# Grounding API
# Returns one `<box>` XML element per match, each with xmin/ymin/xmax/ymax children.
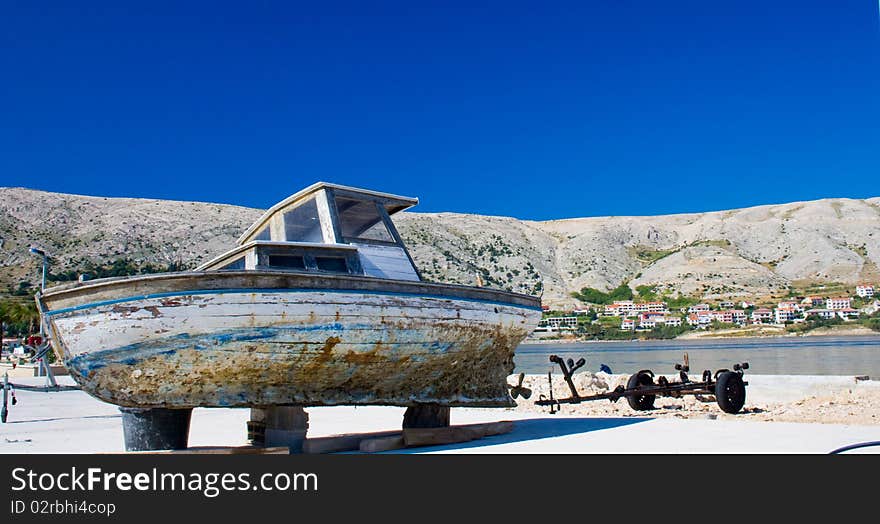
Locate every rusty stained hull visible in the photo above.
<box><xmin>41</xmin><ymin>283</ymin><xmax>541</xmax><ymax>408</ymax></box>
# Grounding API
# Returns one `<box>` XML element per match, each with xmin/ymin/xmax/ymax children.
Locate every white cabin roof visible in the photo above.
<box><xmin>237</xmin><ymin>182</ymin><xmax>418</xmax><ymax>245</ymax></box>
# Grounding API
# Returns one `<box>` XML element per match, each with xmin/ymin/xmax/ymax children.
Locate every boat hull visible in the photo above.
<box><xmin>39</xmin><ymin>271</ymin><xmax>541</xmax><ymax>408</ymax></box>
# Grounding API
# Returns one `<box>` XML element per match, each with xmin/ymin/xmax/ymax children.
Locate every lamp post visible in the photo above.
<box><xmin>28</xmin><ymin>247</ymin><xmax>48</xmax><ymax>339</ymax></box>
<box><xmin>28</xmin><ymin>247</ymin><xmax>48</xmax><ymax>294</ymax></box>
<box><xmin>27</xmin><ymin>247</ymin><xmax>56</xmax><ymax>386</ymax></box>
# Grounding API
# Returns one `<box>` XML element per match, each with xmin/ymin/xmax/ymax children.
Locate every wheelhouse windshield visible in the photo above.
<box><xmin>334</xmin><ymin>196</ymin><xmax>395</xmax><ymax>243</ymax></box>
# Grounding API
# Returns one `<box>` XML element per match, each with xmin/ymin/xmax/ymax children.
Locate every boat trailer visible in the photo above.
<box><xmin>535</xmin><ymin>353</ymin><xmax>749</xmax><ymax>414</ymax></box>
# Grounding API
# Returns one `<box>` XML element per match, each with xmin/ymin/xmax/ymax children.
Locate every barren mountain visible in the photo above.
<box><xmin>1</xmin><ymin>187</ymin><xmax>878</xmax><ymax>308</ymax></box>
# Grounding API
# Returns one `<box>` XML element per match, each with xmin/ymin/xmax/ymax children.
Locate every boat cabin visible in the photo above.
<box><xmin>196</xmin><ymin>182</ymin><xmax>422</xmax><ymax>281</ymax></box>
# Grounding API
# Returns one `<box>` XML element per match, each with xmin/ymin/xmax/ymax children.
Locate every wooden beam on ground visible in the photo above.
<box><xmin>403</xmin><ymin>421</ymin><xmax>514</xmax><ymax>448</ymax></box>
<box><xmin>359</xmin><ymin>435</ymin><xmax>406</xmax><ymax>453</ymax></box>
<box><xmin>128</xmin><ymin>446</ymin><xmax>289</xmax><ymax>455</ymax></box>
<box><xmin>305</xmin><ymin>421</ymin><xmax>516</xmax><ymax>454</ymax></box>
<box><xmin>302</xmin><ymin>430</ymin><xmax>401</xmax><ymax>454</ymax></box>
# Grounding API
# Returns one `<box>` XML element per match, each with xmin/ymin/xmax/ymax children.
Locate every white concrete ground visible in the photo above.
<box><xmin>2</xmin><ymin>376</ymin><xmax>879</xmax><ymax>454</ymax></box>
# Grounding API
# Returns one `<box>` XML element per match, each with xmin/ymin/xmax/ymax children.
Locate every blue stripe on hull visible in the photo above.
<box><xmin>45</xmin><ymin>287</ymin><xmax>543</xmax><ymax>317</ymax></box>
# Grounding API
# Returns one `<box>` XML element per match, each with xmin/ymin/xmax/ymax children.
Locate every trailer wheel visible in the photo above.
<box><xmin>715</xmin><ymin>372</ymin><xmax>746</xmax><ymax>414</ymax></box>
<box><xmin>626</xmin><ymin>372</ymin><xmax>656</xmax><ymax>411</ymax></box>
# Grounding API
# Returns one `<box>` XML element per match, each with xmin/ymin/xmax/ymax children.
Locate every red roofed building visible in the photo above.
<box><xmin>856</xmin><ymin>285</ymin><xmax>875</xmax><ymax>298</ymax></box>
<box><xmin>801</xmin><ymin>296</ymin><xmax>826</xmax><ymax>307</ymax></box>
<box><xmin>710</xmin><ymin>310</ymin><xmax>734</xmax><ymax>323</ymax></box>
<box><xmin>837</xmin><ymin>308</ymin><xmax>860</xmax><ymax>320</ymax></box>
<box><xmin>751</xmin><ymin>308</ymin><xmax>773</xmax><ymax>324</ymax></box>
<box><xmin>827</xmin><ymin>297</ymin><xmax>852</xmax><ymax>310</ymax></box>
<box><xmin>777</xmin><ymin>301</ymin><xmax>802</xmax><ymax>312</ymax></box>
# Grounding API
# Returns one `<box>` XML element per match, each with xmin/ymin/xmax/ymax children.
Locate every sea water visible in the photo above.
<box><xmin>514</xmin><ymin>334</ymin><xmax>880</xmax><ymax>377</ymax></box>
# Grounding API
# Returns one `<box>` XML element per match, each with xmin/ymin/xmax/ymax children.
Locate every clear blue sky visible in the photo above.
<box><xmin>1</xmin><ymin>1</ymin><xmax>878</xmax><ymax>220</ymax></box>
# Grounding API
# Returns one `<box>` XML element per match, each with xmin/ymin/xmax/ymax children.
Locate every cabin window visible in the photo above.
<box><xmin>315</xmin><ymin>256</ymin><xmax>348</xmax><ymax>273</ymax></box>
<box><xmin>283</xmin><ymin>197</ymin><xmax>323</xmax><ymax>243</ymax></box>
<box><xmin>219</xmin><ymin>256</ymin><xmax>246</xmax><ymax>270</ymax></box>
<box><xmin>254</xmin><ymin>226</ymin><xmax>271</xmax><ymax>241</ymax></box>
<box><xmin>335</xmin><ymin>197</ymin><xmax>394</xmax><ymax>243</ymax></box>
<box><xmin>268</xmin><ymin>255</ymin><xmax>306</xmax><ymax>269</ymax></box>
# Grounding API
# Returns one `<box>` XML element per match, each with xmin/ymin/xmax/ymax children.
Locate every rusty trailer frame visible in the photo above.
<box><xmin>534</xmin><ymin>353</ymin><xmax>749</xmax><ymax>414</ymax></box>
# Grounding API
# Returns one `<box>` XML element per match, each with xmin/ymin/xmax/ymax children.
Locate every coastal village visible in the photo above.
<box><xmin>535</xmin><ymin>283</ymin><xmax>880</xmax><ymax>339</ymax></box>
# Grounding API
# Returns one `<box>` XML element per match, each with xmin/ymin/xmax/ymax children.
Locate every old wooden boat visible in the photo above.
<box><xmin>36</xmin><ymin>183</ymin><xmax>542</xmax><ymax>409</ymax></box>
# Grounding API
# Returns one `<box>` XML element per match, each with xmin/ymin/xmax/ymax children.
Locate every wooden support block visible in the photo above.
<box><xmin>359</xmin><ymin>435</ymin><xmax>406</xmax><ymax>453</ymax></box>
<box><xmin>403</xmin><ymin>421</ymin><xmax>514</xmax><ymax>448</ymax></box>
<box><xmin>302</xmin><ymin>431</ymin><xmax>401</xmax><ymax>454</ymax></box>
<box><xmin>403</xmin><ymin>404</ymin><xmax>450</xmax><ymax>428</ymax></box>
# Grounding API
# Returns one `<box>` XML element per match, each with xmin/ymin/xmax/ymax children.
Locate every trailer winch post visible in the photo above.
<box><xmin>549</xmin><ymin>354</ymin><xmax>585</xmax><ymax>399</ymax></box>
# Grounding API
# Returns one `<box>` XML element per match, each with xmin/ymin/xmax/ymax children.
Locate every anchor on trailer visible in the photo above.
<box><xmin>535</xmin><ymin>352</ymin><xmax>750</xmax><ymax>414</ymax></box>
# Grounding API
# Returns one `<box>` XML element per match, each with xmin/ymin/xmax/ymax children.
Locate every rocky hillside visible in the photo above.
<box><xmin>2</xmin><ymin>187</ymin><xmax>878</xmax><ymax>308</ymax></box>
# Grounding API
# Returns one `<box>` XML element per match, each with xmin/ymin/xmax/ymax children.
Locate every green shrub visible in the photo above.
<box><xmin>571</xmin><ymin>283</ymin><xmax>634</xmax><ymax>305</ymax></box>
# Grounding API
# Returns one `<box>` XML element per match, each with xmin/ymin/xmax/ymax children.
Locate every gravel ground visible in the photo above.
<box><xmin>4</xmin><ymin>375</ymin><xmax>880</xmax><ymax>453</ymax></box>
<box><xmin>511</xmin><ymin>372</ymin><xmax>880</xmax><ymax>425</ymax></box>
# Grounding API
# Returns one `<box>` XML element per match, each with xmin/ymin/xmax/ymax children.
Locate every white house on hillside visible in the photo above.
<box><xmin>777</xmin><ymin>301</ymin><xmax>802</xmax><ymax>312</ymax></box>
<box><xmin>801</xmin><ymin>296</ymin><xmax>826</xmax><ymax>307</ymax></box>
<box><xmin>856</xmin><ymin>284</ymin><xmax>875</xmax><ymax>298</ymax></box>
<box><xmin>837</xmin><ymin>308</ymin><xmax>860</xmax><ymax>320</ymax></box>
<box><xmin>826</xmin><ymin>297</ymin><xmax>852</xmax><ymax>310</ymax></box>
<box><xmin>546</xmin><ymin>317</ymin><xmax>578</xmax><ymax>329</ymax></box>
<box><xmin>775</xmin><ymin>308</ymin><xmax>796</xmax><ymax>324</ymax></box>
<box><xmin>751</xmin><ymin>308</ymin><xmax>773</xmax><ymax>324</ymax></box>
<box><xmin>805</xmin><ymin>309</ymin><xmax>836</xmax><ymax>320</ymax></box>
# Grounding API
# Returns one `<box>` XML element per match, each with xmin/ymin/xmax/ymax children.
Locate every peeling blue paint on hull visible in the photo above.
<box><xmin>44</xmin><ymin>287</ymin><xmax>541</xmax><ymax>408</ymax></box>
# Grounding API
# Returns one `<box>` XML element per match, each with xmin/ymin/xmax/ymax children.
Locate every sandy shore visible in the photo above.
<box><xmin>513</xmin><ymin>372</ymin><xmax>880</xmax><ymax>425</ymax></box>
